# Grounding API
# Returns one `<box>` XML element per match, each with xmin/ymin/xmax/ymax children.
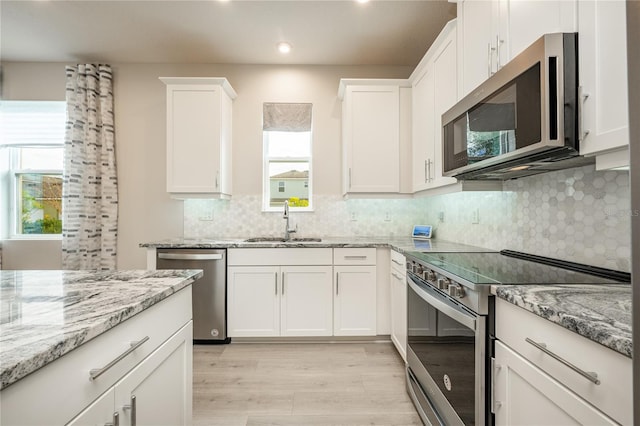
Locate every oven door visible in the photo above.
<box><xmin>406</xmin><ymin>274</ymin><xmax>486</xmax><ymax>426</ymax></box>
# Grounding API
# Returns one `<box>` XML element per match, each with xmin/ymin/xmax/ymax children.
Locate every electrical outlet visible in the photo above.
<box><xmin>438</xmin><ymin>211</ymin><xmax>444</xmax><ymax>222</ymax></box>
<box><xmin>350</xmin><ymin>212</ymin><xmax>357</xmax><ymax>221</ymax></box>
<box><xmin>471</xmin><ymin>208</ymin><xmax>480</xmax><ymax>224</ymax></box>
<box><xmin>384</xmin><ymin>212</ymin><xmax>391</xmax><ymax>222</ymax></box>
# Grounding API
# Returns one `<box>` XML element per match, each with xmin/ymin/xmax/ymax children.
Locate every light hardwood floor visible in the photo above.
<box><xmin>193</xmin><ymin>342</ymin><xmax>422</xmax><ymax>426</ymax></box>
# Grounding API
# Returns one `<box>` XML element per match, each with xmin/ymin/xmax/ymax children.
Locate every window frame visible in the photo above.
<box><xmin>9</xmin><ymin>148</ymin><xmax>64</xmax><ymax>239</ymax></box>
<box><xmin>262</xmin><ymin>130</ymin><xmax>313</xmax><ymax>212</ymax></box>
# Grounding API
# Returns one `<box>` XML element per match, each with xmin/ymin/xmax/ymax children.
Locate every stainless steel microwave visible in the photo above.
<box><xmin>442</xmin><ymin>33</ymin><xmax>592</xmax><ymax>180</ymax></box>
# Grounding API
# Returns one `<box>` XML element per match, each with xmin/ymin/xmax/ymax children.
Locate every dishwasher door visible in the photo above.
<box><xmin>156</xmin><ymin>248</ymin><xmax>229</xmax><ymax>343</ymax></box>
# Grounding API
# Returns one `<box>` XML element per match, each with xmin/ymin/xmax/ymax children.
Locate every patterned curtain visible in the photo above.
<box><xmin>62</xmin><ymin>64</ymin><xmax>118</xmax><ymax>270</ymax></box>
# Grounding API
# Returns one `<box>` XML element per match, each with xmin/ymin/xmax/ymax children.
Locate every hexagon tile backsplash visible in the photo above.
<box><xmin>184</xmin><ymin>164</ymin><xmax>631</xmax><ymax>272</ymax></box>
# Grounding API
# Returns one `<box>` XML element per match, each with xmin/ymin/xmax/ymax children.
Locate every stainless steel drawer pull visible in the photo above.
<box><xmin>391</xmin><ymin>259</ymin><xmax>403</xmax><ymax>266</ymax></box>
<box><xmin>275</xmin><ymin>272</ymin><xmax>278</xmax><ymax>295</ymax></box>
<box><xmin>123</xmin><ymin>395</ymin><xmax>137</xmax><ymax>426</ymax></box>
<box><xmin>336</xmin><ymin>273</ymin><xmax>339</xmax><ymax>295</ymax></box>
<box><xmin>344</xmin><ymin>255</ymin><xmax>367</xmax><ymax>260</ymax></box>
<box><xmin>89</xmin><ymin>337</ymin><xmax>150</xmax><ymax>381</ymax></box>
<box><xmin>157</xmin><ymin>253</ymin><xmax>223</xmax><ymax>261</ymax></box>
<box><xmin>105</xmin><ymin>412</ymin><xmax>119</xmax><ymax>426</ymax></box>
<box><xmin>525</xmin><ymin>337</ymin><xmax>601</xmax><ymax>385</ymax></box>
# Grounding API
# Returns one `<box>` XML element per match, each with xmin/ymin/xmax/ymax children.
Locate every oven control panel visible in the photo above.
<box><xmin>407</xmin><ymin>260</ymin><xmax>466</xmax><ymax>299</ymax></box>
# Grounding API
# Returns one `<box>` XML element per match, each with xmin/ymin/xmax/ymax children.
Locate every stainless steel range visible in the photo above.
<box><xmin>404</xmin><ymin>250</ymin><xmax>630</xmax><ymax>426</ymax></box>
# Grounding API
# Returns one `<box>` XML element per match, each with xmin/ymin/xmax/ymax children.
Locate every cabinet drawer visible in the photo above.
<box><xmin>390</xmin><ymin>249</ymin><xmax>406</xmax><ymax>274</ymax></box>
<box><xmin>1</xmin><ymin>287</ymin><xmax>191</xmax><ymax>426</ymax></box>
<box><xmin>495</xmin><ymin>299</ymin><xmax>632</xmax><ymax>425</ymax></box>
<box><xmin>333</xmin><ymin>248</ymin><xmax>376</xmax><ymax>265</ymax></box>
<box><xmin>228</xmin><ymin>248</ymin><xmax>332</xmax><ymax>266</ymax></box>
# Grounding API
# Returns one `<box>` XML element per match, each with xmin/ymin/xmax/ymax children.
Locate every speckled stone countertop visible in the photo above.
<box><xmin>495</xmin><ymin>284</ymin><xmax>632</xmax><ymax>358</ymax></box>
<box><xmin>140</xmin><ymin>236</ymin><xmax>491</xmax><ymax>254</ymax></box>
<box><xmin>0</xmin><ymin>269</ymin><xmax>203</xmax><ymax>390</ymax></box>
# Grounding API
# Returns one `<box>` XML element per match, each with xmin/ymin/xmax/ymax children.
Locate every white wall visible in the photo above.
<box><xmin>1</xmin><ymin>62</ymin><xmax>411</xmax><ymax>269</ymax></box>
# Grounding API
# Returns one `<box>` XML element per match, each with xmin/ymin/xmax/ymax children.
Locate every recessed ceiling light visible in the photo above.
<box><xmin>277</xmin><ymin>42</ymin><xmax>292</xmax><ymax>54</ymax></box>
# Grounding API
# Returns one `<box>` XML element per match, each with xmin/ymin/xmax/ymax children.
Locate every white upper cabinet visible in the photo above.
<box><xmin>457</xmin><ymin>0</ymin><xmax>577</xmax><ymax>97</ymax></box>
<box><xmin>160</xmin><ymin>77</ymin><xmax>236</xmax><ymax>199</ymax></box>
<box><xmin>411</xmin><ymin>22</ymin><xmax>459</xmax><ymax>192</ymax></box>
<box><xmin>577</xmin><ymin>0</ymin><xmax>629</xmax><ymax>169</ymax></box>
<box><xmin>339</xmin><ymin>80</ymin><xmax>411</xmax><ymax>197</ymax></box>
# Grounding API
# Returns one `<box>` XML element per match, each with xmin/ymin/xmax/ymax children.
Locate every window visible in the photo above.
<box><xmin>0</xmin><ymin>101</ymin><xmax>66</xmax><ymax>236</ymax></box>
<box><xmin>263</xmin><ymin>103</ymin><xmax>312</xmax><ymax>211</ymax></box>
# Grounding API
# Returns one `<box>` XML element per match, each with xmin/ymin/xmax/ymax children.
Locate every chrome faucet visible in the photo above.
<box><xmin>283</xmin><ymin>200</ymin><xmax>297</xmax><ymax>241</ymax></box>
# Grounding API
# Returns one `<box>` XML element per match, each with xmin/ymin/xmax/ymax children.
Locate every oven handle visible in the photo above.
<box><xmin>408</xmin><ymin>276</ymin><xmax>477</xmax><ymax>331</ymax></box>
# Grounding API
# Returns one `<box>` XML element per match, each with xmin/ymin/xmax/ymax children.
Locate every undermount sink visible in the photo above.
<box><xmin>243</xmin><ymin>237</ymin><xmax>322</xmax><ymax>243</ymax></box>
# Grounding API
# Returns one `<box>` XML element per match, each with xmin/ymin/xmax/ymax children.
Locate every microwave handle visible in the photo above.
<box><xmin>408</xmin><ymin>276</ymin><xmax>477</xmax><ymax>331</ymax></box>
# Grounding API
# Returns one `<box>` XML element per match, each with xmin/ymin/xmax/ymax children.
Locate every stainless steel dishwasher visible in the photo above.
<box><xmin>156</xmin><ymin>248</ymin><xmax>229</xmax><ymax>343</ymax></box>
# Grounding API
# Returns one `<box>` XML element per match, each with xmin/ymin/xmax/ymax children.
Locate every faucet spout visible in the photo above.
<box><xmin>283</xmin><ymin>200</ymin><xmax>297</xmax><ymax>241</ymax></box>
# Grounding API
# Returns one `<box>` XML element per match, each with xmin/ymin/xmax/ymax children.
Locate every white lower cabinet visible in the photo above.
<box><xmin>228</xmin><ymin>248</ymin><xmax>380</xmax><ymax>338</ymax></box>
<box><xmin>1</xmin><ymin>288</ymin><xmax>193</xmax><ymax>426</ymax></box>
<box><xmin>227</xmin><ymin>265</ymin><xmax>334</xmax><ymax>337</ymax></box>
<box><xmin>494</xmin><ymin>298</ymin><xmax>632</xmax><ymax>425</ymax></box>
<box><xmin>333</xmin><ymin>265</ymin><xmax>377</xmax><ymax>336</ymax></box>
<box><xmin>68</xmin><ymin>323</ymin><xmax>193</xmax><ymax>426</ymax></box>
<box><xmin>389</xmin><ymin>250</ymin><xmax>407</xmax><ymax>361</ymax></box>
<box><xmin>494</xmin><ymin>340</ymin><xmax>616</xmax><ymax>425</ymax></box>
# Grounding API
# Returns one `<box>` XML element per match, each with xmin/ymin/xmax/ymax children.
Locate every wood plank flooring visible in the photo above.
<box><xmin>193</xmin><ymin>342</ymin><xmax>422</xmax><ymax>426</ymax></box>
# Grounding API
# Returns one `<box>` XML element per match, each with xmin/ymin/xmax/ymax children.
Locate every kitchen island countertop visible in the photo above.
<box><xmin>495</xmin><ymin>284</ymin><xmax>632</xmax><ymax>358</ymax></box>
<box><xmin>0</xmin><ymin>269</ymin><xmax>203</xmax><ymax>390</ymax></box>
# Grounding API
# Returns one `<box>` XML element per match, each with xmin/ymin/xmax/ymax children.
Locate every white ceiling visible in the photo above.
<box><xmin>0</xmin><ymin>0</ymin><xmax>456</xmax><ymax>66</ymax></box>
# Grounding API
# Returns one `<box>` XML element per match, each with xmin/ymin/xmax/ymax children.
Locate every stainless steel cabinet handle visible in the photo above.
<box><xmin>89</xmin><ymin>337</ymin><xmax>150</xmax><ymax>381</ymax></box>
<box><xmin>391</xmin><ymin>259</ymin><xmax>403</xmax><ymax>266</ymax></box>
<box><xmin>275</xmin><ymin>272</ymin><xmax>278</xmax><ymax>295</ymax></box>
<box><xmin>157</xmin><ymin>253</ymin><xmax>223</xmax><ymax>261</ymax></box>
<box><xmin>525</xmin><ymin>338</ymin><xmax>601</xmax><ymax>385</ymax></box>
<box><xmin>496</xmin><ymin>35</ymin><xmax>503</xmax><ymax>69</ymax></box>
<box><xmin>424</xmin><ymin>159</ymin><xmax>428</xmax><ymax>183</ymax></box>
<box><xmin>105</xmin><ymin>412</ymin><xmax>119</xmax><ymax>426</ymax></box>
<box><xmin>282</xmin><ymin>272</ymin><xmax>285</xmax><ymax>295</ymax></box>
<box><xmin>215</xmin><ymin>170</ymin><xmax>219</xmax><ymax>189</ymax></box>
<box><xmin>348</xmin><ymin>168</ymin><xmax>352</xmax><ymax>189</ymax></box>
<box><xmin>123</xmin><ymin>395</ymin><xmax>137</xmax><ymax>426</ymax></box>
<box><xmin>491</xmin><ymin>357</ymin><xmax>502</xmax><ymax>413</ymax></box>
<box><xmin>336</xmin><ymin>272</ymin><xmax>339</xmax><ymax>295</ymax></box>
<box><xmin>578</xmin><ymin>86</ymin><xmax>590</xmax><ymax>142</ymax></box>
<box><xmin>344</xmin><ymin>255</ymin><xmax>367</xmax><ymax>260</ymax></box>
<box><xmin>487</xmin><ymin>43</ymin><xmax>493</xmax><ymax>77</ymax></box>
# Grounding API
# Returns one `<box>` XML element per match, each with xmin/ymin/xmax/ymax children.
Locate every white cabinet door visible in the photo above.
<box><xmin>227</xmin><ymin>266</ymin><xmax>280</xmax><ymax>337</ymax></box>
<box><xmin>342</xmin><ymin>85</ymin><xmax>400</xmax><ymax>194</ymax></box>
<box><xmin>507</xmin><ymin>0</ymin><xmax>577</xmax><ymax>60</ymax></box>
<box><xmin>389</xmin><ymin>265</ymin><xmax>407</xmax><ymax>362</ymax></box>
<box><xmin>411</xmin><ymin>64</ymin><xmax>435</xmax><ymax>193</ymax></box>
<box><xmin>66</xmin><ymin>389</ymin><xmax>115</xmax><ymax>426</ymax></box>
<box><xmin>412</xmin><ymin>21</ymin><xmax>458</xmax><ymax>193</ymax></box>
<box><xmin>281</xmin><ymin>266</ymin><xmax>333</xmax><ymax>337</ymax></box>
<box><xmin>114</xmin><ymin>323</ymin><xmax>193</xmax><ymax>426</ymax></box>
<box><xmin>431</xmin><ymin>29</ymin><xmax>460</xmax><ymax>189</ymax></box>
<box><xmin>459</xmin><ymin>0</ymin><xmax>496</xmax><ymax>97</ymax></box>
<box><xmin>577</xmin><ymin>0</ymin><xmax>629</xmax><ymax>168</ymax></box>
<box><xmin>458</xmin><ymin>0</ymin><xmax>576</xmax><ymax>97</ymax></box>
<box><xmin>493</xmin><ymin>341</ymin><xmax>616</xmax><ymax>426</ymax></box>
<box><xmin>161</xmin><ymin>78</ymin><xmax>235</xmax><ymax>198</ymax></box>
<box><xmin>334</xmin><ymin>266</ymin><xmax>377</xmax><ymax>336</ymax></box>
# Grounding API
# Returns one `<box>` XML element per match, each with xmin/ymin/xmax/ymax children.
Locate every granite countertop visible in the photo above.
<box><xmin>140</xmin><ymin>236</ymin><xmax>491</xmax><ymax>254</ymax></box>
<box><xmin>495</xmin><ymin>284</ymin><xmax>632</xmax><ymax>358</ymax></box>
<box><xmin>0</xmin><ymin>269</ymin><xmax>203</xmax><ymax>390</ymax></box>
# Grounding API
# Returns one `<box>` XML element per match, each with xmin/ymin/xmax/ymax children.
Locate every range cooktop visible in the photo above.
<box><xmin>406</xmin><ymin>250</ymin><xmax>630</xmax><ymax>286</ymax></box>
